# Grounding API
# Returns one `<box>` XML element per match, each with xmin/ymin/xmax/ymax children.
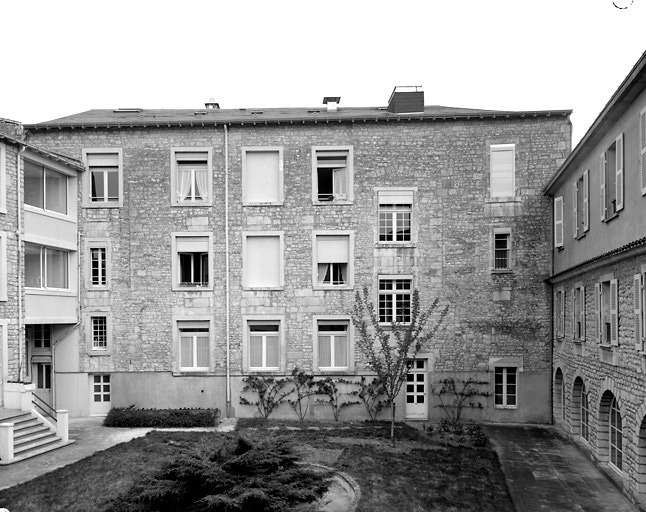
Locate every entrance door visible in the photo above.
<box><xmin>34</xmin><ymin>362</ymin><xmax>52</xmax><ymax>407</ymax></box>
<box><xmin>405</xmin><ymin>359</ymin><xmax>428</xmax><ymax>419</ymax></box>
<box><xmin>90</xmin><ymin>374</ymin><xmax>111</xmax><ymax>416</ymax></box>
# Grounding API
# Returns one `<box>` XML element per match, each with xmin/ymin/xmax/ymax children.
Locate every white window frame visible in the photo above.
<box><xmin>377</xmin><ymin>188</ymin><xmax>415</xmax><ymax>244</ymax></box>
<box><xmin>640</xmin><ymin>106</ymin><xmax>646</xmax><ymax>195</ymax></box>
<box><xmin>242</xmin><ymin>231</ymin><xmax>284</xmax><ymax>290</ymax></box>
<box><xmin>313</xmin><ymin>316</ymin><xmax>354</xmax><ymax>372</ymax></box>
<box><xmin>635</xmin><ymin>267</ymin><xmax>646</xmax><ymax>353</ymax></box>
<box><xmin>600</xmin><ymin>134</ymin><xmax>624</xmax><ymax>221</ymax></box>
<box><xmin>494</xmin><ymin>366</ymin><xmax>518</xmax><ymax>408</ymax></box>
<box><xmin>554</xmin><ymin>196</ymin><xmax>564</xmax><ymax>248</ymax></box>
<box><xmin>24</xmin><ymin>159</ymin><xmax>69</xmax><ymax>216</ymax></box>
<box><xmin>243</xmin><ymin>316</ymin><xmax>285</xmax><ymax>372</ymax></box>
<box><xmin>573</xmin><ymin>170</ymin><xmax>589</xmax><ymax>238</ymax></box>
<box><xmin>378</xmin><ymin>275</ymin><xmax>413</xmax><ymax>325</ymax></box>
<box><xmin>82</xmin><ymin>149</ymin><xmax>124</xmax><ymax>208</ymax></box>
<box><xmin>0</xmin><ymin>142</ymin><xmax>7</xmax><ymax>214</ymax></box>
<box><xmin>313</xmin><ymin>231</ymin><xmax>354</xmax><ymax>290</ymax></box>
<box><xmin>596</xmin><ymin>277</ymin><xmax>619</xmax><ymax>346</ymax></box>
<box><xmin>312</xmin><ymin>146</ymin><xmax>354</xmax><ymax>204</ymax></box>
<box><xmin>572</xmin><ymin>285</ymin><xmax>586</xmax><ymax>342</ymax></box>
<box><xmin>489</xmin><ymin>144</ymin><xmax>516</xmax><ymax>198</ymax></box>
<box><xmin>0</xmin><ymin>232</ymin><xmax>6</xmax><ymax>301</ymax></box>
<box><xmin>24</xmin><ymin>243</ymin><xmax>70</xmax><ymax>291</ymax></box>
<box><xmin>242</xmin><ymin>147</ymin><xmax>284</xmax><ymax>205</ymax></box>
<box><xmin>492</xmin><ymin>227</ymin><xmax>512</xmax><ymax>272</ymax></box>
<box><xmin>170</xmin><ymin>147</ymin><xmax>212</xmax><ymax>206</ymax></box>
<box><xmin>609</xmin><ymin>397</ymin><xmax>623</xmax><ymax>472</ymax></box>
<box><xmin>555</xmin><ymin>288</ymin><xmax>565</xmax><ymax>339</ymax></box>
<box><xmin>85</xmin><ymin>311</ymin><xmax>112</xmax><ymax>354</ymax></box>
<box><xmin>171</xmin><ymin>233</ymin><xmax>213</xmax><ymax>291</ymax></box>
<box><xmin>580</xmin><ymin>383</ymin><xmax>590</xmax><ymax>443</ymax></box>
<box><xmin>174</xmin><ymin>318</ymin><xmax>212</xmax><ymax>372</ymax></box>
<box><xmin>85</xmin><ymin>238</ymin><xmax>111</xmax><ymax>290</ymax></box>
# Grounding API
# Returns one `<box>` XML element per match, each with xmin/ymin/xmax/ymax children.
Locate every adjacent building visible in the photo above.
<box><xmin>544</xmin><ymin>50</ymin><xmax>646</xmax><ymax>506</ymax></box>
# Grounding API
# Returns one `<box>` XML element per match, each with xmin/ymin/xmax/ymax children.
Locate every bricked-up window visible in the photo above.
<box><xmin>27</xmin><ymin>324</ymin><xmax>52</xmax><ymax>348</ymax></box>
<box><xmin>494</xmin><ymin>366</ymin><xmax>517</xmax><ymax>408</ymax></box>
<box><xmin>378</xmin><ymin>190</ymin><xmax>413</xmax><ymax>243</ymax></box>
<box><xmin>492</xmin><ymin>229</ymin><xmax>511</xmax><ymax>271</ymax></box>
<box><xmin>314</xmin><ymin>234</ymin><xmax>352</xmax><ymax>288</ymax></box>
<box><xmin>242</xmin><ymin>148</ymin><xmax>283</xmax><ymax>205</ymax></box>
<box><xmin>86</xmin><ymin>152</ymin><xmax>121</xmax><ymax>205</ymax></box>
<box><xmin>554</xmin><ymin>196</ymin><xmax>564</xmax><ymax>248</ymax></box>
<box><xmin>573</xmin><ymin>170</ymin><xmax>589</xmax><ymax>237</ymax></box>
<box><xmin>572</xmin><ymin>286</ymin><xmax>585</xmax><ymax>341</ymax></box>
<box><xmin>555</xmin><ymin>290</ymin><xmax>564</xmax><ymax>338</ymax></box>
<box><xmin>317</xmin><ymin>320</ymin><xmax>349</xmax><ymax>370</ymax></box>
<box><xmin>25</xmin><ymin>243</ymin><xmax>69</xmax><ymax>290</ymax></box>
<box><xmin>172</xmin><ymin>149</ymin><xmax>211</xmax><ymax>206</ymax></box>
<box><xmin>489</xmin><ymin>144</ymin><xmax>515</xmax><ymax>198</ymax></box>
<box><xmin>172</xmin><ymin>234</ymin><xmax>212</xmax><ymax>290</ymax></box>
<box><xmin>243</xmin><ymin>233</ymin><xmax>284</xmax><ymax>289</ymax></box>
<box><xmin>178</xmin><ymin>321</ymin><xmax>209</xmax><ymax>371</ymax></box>
<box><xmin>91</xmin><ymin>316</ymin><xmax>108</xmax><ymax>350</ymax></box>
<box><xmin>24</xmin><ymin>160</ymin><xmax>68</xmax><ymax>215</ymax></box>
<box><xmin>248</xmin><ymin>321</ymin><xmax>280</xmax><ymax>370</ymax></box>
<box><xmin>596</xmin><ymin>279</ymin><xmax>618</xmax><ymax>345</ymax></box>
<box><xmin>91</xmin><ymin>247</ymin><xmax>107</xmax><ymax>286</ymax></box>
<box><xmin>600</xmin><ymin>134</ymin><xmax>624</xmax><ymax>221</ymax></box>
<box><xmin>378</xmin><ymin>277</ymin><xmax>412</xmax><ymax>324</ymax></box>
<box><xmin>313</xmin><ymin>147</ymin><xmax>353</xmax><ymax>203</ymax></box>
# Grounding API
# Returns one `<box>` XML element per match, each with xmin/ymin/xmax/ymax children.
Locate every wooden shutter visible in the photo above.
<box><xmin>610</xmin><ymin>279</ymin><xmax>619</xmax><ymax>346</ymax></box>
<box><xmin>560</xmin><ymin>291</ymin><xmax>565</xmax><ymax>337</ymax></box>
<box><xmin>580</xmin><ymin>285</ymin><xmax>586</xmax><ymax>341</ymax></box>
<box><xmin>615</xmin><ymin>133</ymin><xmax>624</xmax><ymax>212</ymax></box>
<box><xmin>571</xmin><ymin>288</ymin><xmax>576</xmax><ymax>339</ymax></box>
<box><xmin>573</xmin><ymin>182</ymin><xmax>578</xmax><ymax>238</ymax></box>
<box><xmin>641</xmin><ymin>108</ymin><xmax>646</xmax><ymax>195</ymax></box>
<box><xmin>600</xmin><ymin>153</ymin><xmax>606</xmax><ymax>221</ymax></box>
<box><xmin>595</xmin><ymin>283</ymin><xmax>601</xmax><ymax>342</ymax></box>
<box><xmin>554</xmin><ymin>196</ymin><xmax>563</xmax><ymax>248</ymax></box>
<box><xmin>583</xmin><ymin>169</ymin><xmax>589</xmax><ymax>232</ymax></box>
<box><xmin>634</xmin><ymin>274</ymin><xmax>643</xmax><ymax>350</ymax></box>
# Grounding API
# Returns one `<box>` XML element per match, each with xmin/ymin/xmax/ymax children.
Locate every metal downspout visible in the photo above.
<box><xmin>224</xmin><ymin>124</ymin><xmax>231</xmax><ymax>418</ymax></box>
<box><xmin>16</xmin><ymin>144</ymin><xmax>24</xmax><ymax>382</ymax></box>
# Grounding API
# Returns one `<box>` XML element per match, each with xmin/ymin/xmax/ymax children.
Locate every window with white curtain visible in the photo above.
<box><xmin>172</xmin><ymin>234</ymin><xmax>212</xmax><ymax>290</ymax></box>
<box><xmin>172</xmin><ymin>149</ymin><xmax>211</xmax><ymax>205</ymax></box>
<box><xmin>317</xmin><ymin>320</ymin><xmax>349</xmax><ymax>370</ymax></box>
<box><xmin>248</xmin><ymin>321</ymin><xmax>280</xmax><ymax>370</ymax></box>
<box><xmin>242</xmin><ymin>148</ymin><xmax>283</xmax><ymax>205</ymax></box>
<box><xmin>243</xmin><ymin>233</ymin><xmax>283</xmax><ymax>289</ymax></box>
<box><xmin>83</xmin><ymin>150</ymin><xmax>122</xmax><ymax>206</ymax></box>
<box><xmin>178</xmin><ymin>320</ymin><xmax>210</xmax><ymax>371</ymax></box>
<box><xmin>314</xmin><ymin>233</ymin><xmax>352</xmax><ymax>288</ymax></box>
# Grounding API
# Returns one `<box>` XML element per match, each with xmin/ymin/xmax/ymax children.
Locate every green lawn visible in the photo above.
<box><xmin>0</xmin><ymin>420</ymin><xmax>514</xmax><ymax>512</ymax></box>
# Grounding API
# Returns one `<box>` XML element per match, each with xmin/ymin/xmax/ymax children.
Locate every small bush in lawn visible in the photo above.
<box><xmin>464</xmin><ymin>423</ymin><xmax>489</xmax><ymax>447</ymax></box>
<box><xmin>103</xmin><ymin>407</ymin><xmax>219</xmax><ymax>428</ymax></box>
<box><xmin>106</xmin><ymin>433</ymin><xmax>333</xmax><ymax>512</ymax></box>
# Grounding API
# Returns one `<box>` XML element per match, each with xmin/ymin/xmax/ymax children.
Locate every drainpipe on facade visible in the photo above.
<box><xmin>16</xmin><ymin>144</ymin><xmax>24</xmax><ymax>382</ymax></box>
<box><xmin>224</xmin><ymin>124</ymin><xmax>231</xmax><ymax>418</ymax></box>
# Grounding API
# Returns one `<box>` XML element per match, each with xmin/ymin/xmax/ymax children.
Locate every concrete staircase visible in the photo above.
<box><xmin>0</xmin><ymin>409</ymin><xmax>72</xmax><ymax>464</ymax></box>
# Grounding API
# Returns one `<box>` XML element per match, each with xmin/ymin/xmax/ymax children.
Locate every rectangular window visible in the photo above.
<box><xmin>314</xmin><ymin>234</ymin><xmax>351</xmax><ymax>288</ymax></box>
<box><xmin>640</xmin><ymin>107</ymin><xmax>646</xmax><ymax>195</ymax></box>
<box><xmin>243</xmin><ymin>233</ymin><xmax>283</xmax><ymax>289</ymax></box>
<box><xmin>27</xmin><ymin>324</ymin><xmax>52</xmax><ymax>348</ymax></box>
<box><xmin>597</xmin><ymin>279</ymin><xmax>618</xmax><ymax>345</ymax></box>
<box><xmin>173</xmin><ymin>234</ymin><xmax>211</xmax><ymax>289</ymax></box>
<box><xmin>24</xmin><ymin>160</ymin><xmax>68</xmax><ymax>215</ymax></box>
<box><xmin>490</xmin><ymin>144</ymin><xmax>515</xmax><ymax>198</ymax></box>
<box><xmin>248</xmin><ymin>321</ymin><xmax>280</xmax><ymax>370</ymax></box>
<box><xmin>600</xmin><ymin>134</ymin><xmax>624</xmax><ymax>220</ymax></box>
<box><xmin>242</xmin><ymin>148</ymin><xmax>283</xmax><ymax>205</ymax></box>
<box><xmin>378</xmin><ymin>190</ymin><xmax>413</xmax><ymax>243</ymax></box>
<box><xmin>554</xmin><ymin>196</ymin><xmax>564</xmax><ymax>248</ymax></box>
<box><xmin>493</xmin><ymin>230</ymin><xmax>511</xmax><ymax>271</ymax></box>
<box><xmin>25</xmin><ymin>243</ymin><xmax>69</xmax><ymax>290</ymax></box>
<box><xmin>0</xmin><ymin>143</ymin><xmax>6</xmax><ymax>214</ymax></box>
<box><xmin>92</xmin><ymin>374</ymin><xmax>111</xmax><ymax>403</ymax></box>
<box><xmin>555</xmin><ymin>290</ymin><xmax>564</xmax><ymax>338</ymax></box>
<box><xmin>317</xmin><ymin>320</ymin><xmax>349</xmax><ymax>370</ymax></box>
<box><xmin>90</xmin><ymin>247</ymin><xmax>107</xmax><ymax>286</ymax></box>
<box><xmin>573</xmin><ymin>286</ymin><xmax>585</xmax><ymax>341</ymax></box>
<box><xmin>85</xmin><ymin>151</ymin><xmax>121</xmax><ymax>206</ymax></box>
<box><xmin>313</xmin><ymin>147</ymin><xmax>352</xmax><ymax>203</ymax></box>
<box><xmin>634</xmin><ymin>273</ymin><xmax>645</xmax><ymax>352</ymax></box>
<box><xmin>91</xmin><ymin>316</ymin><xmax>108</xmax><ymax>350</ymax></box>
<box><xmin>494</xmin><ymin>367</ymin><xmax>517</xmax><ymax>408</ymax></box>
<box><xmin>172</xmin><ymin>149</ymin><xmax>211</xmax><ymax>205</ymax></box>
<box><xmin>378</xmin><ymin>277</ymin><xmax>412</xmax><ymax>324</ymax></box>
<box><xmin>573</xmin><ymin>170</ymin><xmax>589</xmax><ymax>237</ymax></box>
<box><xmin>178</xmin><ymin>321</ymin><xmax>210</xmax><ymax>371</ymax></box>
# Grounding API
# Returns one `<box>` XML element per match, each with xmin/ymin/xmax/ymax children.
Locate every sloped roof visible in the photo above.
<box><xmin>0</xmin><ymin>132</ymin><xmax>84</xmax><ymax>171</ymax></box>
<box><xmin>25</xmin><ymin>105</ymin><xmax>571</xmax><ymax>130</ymax></box>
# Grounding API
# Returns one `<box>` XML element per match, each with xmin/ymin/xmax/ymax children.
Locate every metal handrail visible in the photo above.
<box><xmin>32</xmin><ymin>394</ymin><xmax>57</xmax><ymax>422</ymax></box>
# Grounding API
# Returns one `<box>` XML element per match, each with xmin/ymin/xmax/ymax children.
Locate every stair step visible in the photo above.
<box><xmin>13</xmin><ymin>418</ymin><xmax>43</xmax><ymax>431</ymax></box>
<box><xmin>14</xmin><ymin>435</ymin><xmax>61</xmax><ymax>455</ymax></box>
<box><xmin>1</xmin><ymin>413</ymin><xmax>33</xmax><ymax>426</ymax></box>
<box><xmin>14</xmin><ymin>430</ymin><xmax>56</xmax><ymax>446</ymax></box>
<box><xmin>14</xmin><ymin>424</ymin><xmax>51</xmax><ymax>438</ymax></box>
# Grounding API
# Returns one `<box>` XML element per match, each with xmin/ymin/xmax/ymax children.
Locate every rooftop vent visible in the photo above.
<box><xmin>387</xmin><ymin>86</ymin><xmax>424</xmax><ymax>114</ymax></box>
<box><xmin>204</xmin><ymin>98</ymin><xmax>220</xmax><ymax>109</ymax></box>
<box><xmin>323</xmin><ymin>96</ymin><xmax>341</xmax><ymax>112</ymax></box>
<box><xmin>113</xmin><ymin>108</ymin><xmax>143</xmax><ymax>113</ymax></box>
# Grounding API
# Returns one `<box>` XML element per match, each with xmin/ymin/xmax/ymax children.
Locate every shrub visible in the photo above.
<box><xmin>464</xmin><ymin>423</ymin><xmax>489</xmax><ymax>447</ymax></box>
<box><xmin>103</xmin><ymin>407</ymin><xmax>219</xmax><ymax>428</ymax></box>
<box><xmin>106</xmin><ymin>433</ymin><xmax>333</xmax><ymax>512</ymax></box>
<box><xmin>240</xmin><ymin>375</ymin><xmax>292</xmax><ymax>419</ymax></box>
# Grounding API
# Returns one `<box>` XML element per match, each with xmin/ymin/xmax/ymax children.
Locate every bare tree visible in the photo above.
<box><xmin>352</xmin><ymin>287</ymin><xmax>449</xmax><ymax>445</ymax></box>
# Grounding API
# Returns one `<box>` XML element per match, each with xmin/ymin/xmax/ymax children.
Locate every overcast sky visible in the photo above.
<box><xmin>2</xmin><ymin>0</ymin><xmax>645</xmax><ymax>146</ymax></box>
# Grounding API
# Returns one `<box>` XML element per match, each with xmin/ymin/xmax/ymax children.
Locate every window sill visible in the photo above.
<box><xmin>313</xmin><ymin>285</ymin><xmax>354</xmax><ymax>291</ymax></box>
<box><xmin>491</xmin><ymin>269</ymin><xmax>513</xmax><ymax>274</ymax></box>
<box><xmin>494</xmin><ymin>405</ymin><xmax>518</xmax><ymax>410</ymax></box>
<box><xmin>376</xmin><ymin>242</ymin><xmax>416</xmax><ymax>248</ymax></box>
<box><xmin>173</xmin><ymin>370</ymin><xmax>212</xmax><ymax>375</ymax></box>
<box><xmin>485</xmin><ymin>196</ymin><xmax>521</xmax><ymax>204</ymax></box>
<box><xmin>247</xmin><ymin>369</ymin><xmax>282</xmax><ymax>374</ymax></box>
<box><xmin>603</xmin><ymin>212</ymin><xmax>620</xmax><ymax>223</ymax></box>
<box><xmin>26</xmin><ymin>288</ymin><xmax>75</xmax><ymax>296</ymax></box>
<box><xmin>242</xmin><ymin>202</ymin><xmax>284</xmax><ymax>207</ymax></box>
<box><xmin>242</xmin><ymin>286</ymin><xmax>284</xmax><ymax>292</ymax></box>
<box><xmin>171</xmin><ymin>203</ymin><xmax>213</xmax><ymax>208</ymax></box>
<box><xmin>88</xmin><ymin>350</ymin><xmax>111</xmax><ymax>357</ymax></box>
<box><xmin>313</xmin><ymin>200</ymin><xmax>354</xmax><ymax>206</ymax></box>
<box><xmin>572</xmin><ymin>339</ymin><xmax>584</xmax><ymax>344</ymax></box>
<box><xmin>575</xmin><ymin>232</ymin><xmax>587</xmax><ymax>241</ymax></box>
<box><xmin>598</xmin><ymin>343</ymin><xmax>614</xmax><ymax>350</ymax></box>
<box><xmin>172</xmin><ymin>285</ymin><xmax>214</xmax><ymax>292</ymax></box>
<box><xmin>83</xmin><ymin>203</ymin><xmax>122</xmax><ymax>209</ymax></box>
<box><xmin>87</xmin><ymin>285</ymin><xmax>110</xmax><ymax>291</ymax></box>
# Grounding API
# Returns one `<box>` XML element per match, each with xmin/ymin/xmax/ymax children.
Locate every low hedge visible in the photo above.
<box><xmin>103</xmin><ymin>407</ymin><xmax>220</xmax><ymax>428</ymax></box>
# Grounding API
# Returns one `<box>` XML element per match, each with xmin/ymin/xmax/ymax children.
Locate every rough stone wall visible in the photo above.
<box><xmin>24</xmin><ymin>114</ymin><xmax>570</xmax><ymax>418</ymax></box>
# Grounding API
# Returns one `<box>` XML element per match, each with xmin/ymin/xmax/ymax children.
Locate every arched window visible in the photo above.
<box><xmin>581</xmin><ymin>384</ymin><xmax>590</xmax><ymax>443</ymax></box>
<box><xmin>609</xmin><ymin>397</ymin><xmax>623</xmax><ymax>471</ymax></box>
<box><xmin>554</xmin><ymin>368</ymin><xmax>564</xmax><ymax>421</ymax></box>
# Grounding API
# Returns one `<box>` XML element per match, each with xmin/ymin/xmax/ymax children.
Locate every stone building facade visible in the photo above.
<box><xmin>544</xmin><ymin>50</ymin><xmax>646</xmax><ymax>507</ymax></box>
<box><xmin>22</xmin><ymin>90</ymin><xmax>571</xmax><ymax>422</ymax></box>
